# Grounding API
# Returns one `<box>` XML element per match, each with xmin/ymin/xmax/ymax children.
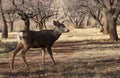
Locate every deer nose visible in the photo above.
<box><xmin>64</xmin><ymin>28</ymin><xmax>70</xmax><ymax>33</ymax></box>
<box><xmin>65</xmin><ymin>29</ymin><xmax>70</xmax><ymax>32</ymax></box>
<box><xmin>67</xmin><ymin>29</ymin><xmax>70</xmax><ymax>32</ymax></box>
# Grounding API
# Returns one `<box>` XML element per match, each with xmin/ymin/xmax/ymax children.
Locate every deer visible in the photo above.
<box><xmin>11</xmin><ymin>20</ymin><xmax>69</xmax><ymax>69</ymax></box>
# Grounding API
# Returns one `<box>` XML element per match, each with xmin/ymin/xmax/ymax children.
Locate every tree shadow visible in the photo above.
<box><xmin>1</xmin><ymin>39</ymin><xmax>120</xmax><ymax>54</ymax></box>
<box><xmin>1</xmin><ymin>49</ymin><xmax>120</xmax><ymax>78</ymax></box>
<box><xmin>1</xmin><ymin>39</ymin><xmax>120</xmax><ymax>77</ymax></box>
<box><xmin>0</xmin><ymin>41</ymin><xmax>16</xmax><ymax>53</ymax></box>
<box><xmin>1</xmin><ymin>69</ymin><xmax>47</xmax><ymax>78</ymax></box>
<box><xmin>53</xmin><ymin>39</ymin><xmax>120</xmax><ymax>53</ymax></box>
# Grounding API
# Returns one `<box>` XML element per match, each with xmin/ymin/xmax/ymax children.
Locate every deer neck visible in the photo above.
<box><xmin>53</xmin><ymin>27</ymin><xmax>62</xmax><ymax>38</ymax></box>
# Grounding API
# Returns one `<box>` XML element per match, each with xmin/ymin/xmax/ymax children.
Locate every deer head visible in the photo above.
<box><xmin>53</xmin><ymin>20</ymin><xmax>69</xmax><ymax>33</ymax></box>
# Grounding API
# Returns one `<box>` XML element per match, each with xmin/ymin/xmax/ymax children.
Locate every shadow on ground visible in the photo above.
<box><xmin>1</xmin><ymin>39</ymin><xmax>120</xmax><ymax>78</ymax></box>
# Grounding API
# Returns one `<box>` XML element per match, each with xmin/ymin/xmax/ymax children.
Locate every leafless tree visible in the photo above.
<box><xmin>11</xmin><ymin>0</ymin><xmax>54</xmax><ymax>30</ymax></box>
<box><xmin>63</xmin><ymin>0</ymin><xmax>91</xmax><ymax>28</ymax></box>
<box><xmin>30</xmin><ymin>1</ymin><xmax>54</xmax><ymax>30</ymax></box>
<box><xmin>63</xmin><ymin>0</ymin><xmax>120</xmax><ymax>41</ymax></box>
<box><xmin>79</xmin><ymin>1</ymin><xmax>103</xmax><ymax>30</ymax></box>
<box><xmin>93</xmin><ymin>0</ymin><xmax>120</xmax><ymax>41</ymax></box>
<box><xmin>4</xmin><ymin>9</ymin><xmax>18</xmax><ymax>32</ymax></box>
<box><xmin>68</xmin><ymin>0</ymin><xmax>120</xmax><ymax>41</ymax></box>
<box><xmin>0</xmin><ymin>0</ymin><xmax>8</xmax><ymax>38</ymax></box>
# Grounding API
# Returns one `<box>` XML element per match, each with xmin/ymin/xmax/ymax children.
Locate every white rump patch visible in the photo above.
<box><xmin>17</xmin><ymin>32</ymin><xmax>23</xmax><ymax>42</ymax></box>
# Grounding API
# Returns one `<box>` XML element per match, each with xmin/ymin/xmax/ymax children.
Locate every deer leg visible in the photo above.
<box><xmin>11</xmin><ymin>43</ymin><xmax>23</xmax><ymax>70</ymax></box>
<box><xmin>47</xmin><ymin>47</ymin><xmax>56</xmax><ymax>65</ymax></box>
<box><xmin>21</xmin><ymin>46</ymin><xmax>30</xmax><ymax>68</ymax></box>
<box><xmin>41</xmin><ymin>48</ymin><xmax>45</xmax><ymax>65</ymax></box>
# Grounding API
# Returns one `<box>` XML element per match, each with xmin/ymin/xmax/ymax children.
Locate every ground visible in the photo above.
<box><xmin>0</xmin><ymin>27</ymin><xmax>120</xmax><ymax>78</ymax></box>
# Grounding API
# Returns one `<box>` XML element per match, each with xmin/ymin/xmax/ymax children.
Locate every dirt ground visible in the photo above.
<box><xmin>1</xmin><ymin>27</ymin><xmax>120</xmax><ymax>78</ymax></box>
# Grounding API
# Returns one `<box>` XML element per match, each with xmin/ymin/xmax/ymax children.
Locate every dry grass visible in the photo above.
<box><xmin>1</xmin><ymin>27</ymin><xmax>120</xmax><ymax>78</ymax></box>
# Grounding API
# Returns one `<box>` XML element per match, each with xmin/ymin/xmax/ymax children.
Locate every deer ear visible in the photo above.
<box><xmin>53</xmin><ymin>20</ymin><xmax>60</xmax><ymax>26</ymax></box>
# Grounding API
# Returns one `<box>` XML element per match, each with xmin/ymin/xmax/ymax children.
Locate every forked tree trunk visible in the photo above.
<box><xmin>102</xmin><ymin>8</ymin><xmax>119</xmax><ymax>41</ymax></box>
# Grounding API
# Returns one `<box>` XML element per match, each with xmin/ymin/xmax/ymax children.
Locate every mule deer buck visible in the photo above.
<box><xmin>11</xmin><ymin>20</ymin><xmax>69</xmax><ymax>69</ymax></box>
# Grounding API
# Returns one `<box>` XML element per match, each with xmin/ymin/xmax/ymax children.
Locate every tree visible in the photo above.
<box><xmin>0</xmin><ymin>0</ymin><xmax>8</xmax><ymax>38</ymax></box>
<box><xmin>30</xmin><ymin>1</ymin><xmax>54</xmax><ymax>30</ymax></box>
<box><xmin>11</xmin><ymin>0</ymin><xmax>54</xmax><ymax>30</ymax></box>
<box><xmin>94</xmin><ymin>0</ymin><xmax>120</xmax><ymax>41</ymax></box>
<box><xmin>5</xmin><ymin>9</ymin><xmax>18</xmax><ymax>32</ymax></box>
<box><xmin>78</xmin><ymin>0</ymin><xmax>120</xmax><ymax>41</ymax></box>
<box><xmin>63</xmin><ymin>0</ymin><xmax>92</xmax><ymax>28</ymax></box>
<box><xmin>64</xmin><ymin>0</ymin><xmax>120</xmax><ymax>41</ymax></box>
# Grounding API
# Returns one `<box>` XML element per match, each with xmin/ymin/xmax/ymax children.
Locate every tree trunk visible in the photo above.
<box><xmin>78</xmin><ymin>15</ymin><xmax>85</xmax><ymax>28</ymax></box>
<box><xmin>37</xmin><ymin>22</ymin><xmax>43</xmax><ymax>30</ymax></box>
<box><xmin>103</xmin><ymin>24</ymin><xmax>109</xmax><ymax>34</ymax></box>
<box><xmin>102</xmin><ymin>8</ymin><xmax>119</xmax><ymax>41</ymax></box>
<box><xmin>0</xmin><ymin>0</ymin><xmax>8</xmax><ymax>38</ymax></box>
<box><xmin>9</xmin><ymin>22</ymin><xmax>14</xmax><ymax>32</ymax></box>
<box><xmin>108</xmin><ymin>16</ymin><xmax>118</xmax><ymax>41</ymax></box>
<box><xmin>84</xmin><ymin>15</ymin><xmax>89</xmax><ymax>28</ymax></box>
<box><xmin>102</xmin><ymin>9</ymin><xmax>109</xmax><ymax>34</ymax></box>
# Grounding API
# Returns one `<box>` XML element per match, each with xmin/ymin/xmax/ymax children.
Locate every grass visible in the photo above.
<box><xmin>1</xmin><ymin>27</ymin><xmax>120</xmax><ymax>78</ymax></box>
<box><xmin>1</xmin><ymin>56</ymin><xmax>120</xmax><ymax>78</ymax></box>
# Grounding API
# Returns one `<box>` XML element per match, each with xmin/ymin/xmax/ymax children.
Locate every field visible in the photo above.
<box><xmin>0</xmin><ymin>27</ymin><xmax>120</xmax><ymax>78</ymax></box>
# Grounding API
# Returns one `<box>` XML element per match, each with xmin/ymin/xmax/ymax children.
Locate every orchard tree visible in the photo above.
<box><xmin>29</xmin><ymin>1</ymin><xmax>54</xmax><ymax>30</ymax></box>
<box><xmin>94</xmin><ymin>0</ymin><xmax>120</xmax><ymax>41</ymax></box>
<box><xmin>5</xmin><ymin>9</ymin><xmax>18</xmax><ymax>32</ymax></box>
<box><xmin>11</xmin><ymin>0</ymin><xmax>54</xmax><ymax>30</ymax></box>
<box><xmin>64</xmin><ymin>0</ymin><xmax>120</xmax><ymax>41</ymax></box>
<box><xmin>0</xmin><ymin>0</ymin><xmax>8</xmax><ymax>38</ymax></box>
<box><xmin>64</xmin><ymin>0</ymin><xmax>88</xmax><ymax>27</ymax></box>
<box><xmin>79</xmin><ymin>0</ymin><xmax>120</xmax><ymax>41</ymax></box>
